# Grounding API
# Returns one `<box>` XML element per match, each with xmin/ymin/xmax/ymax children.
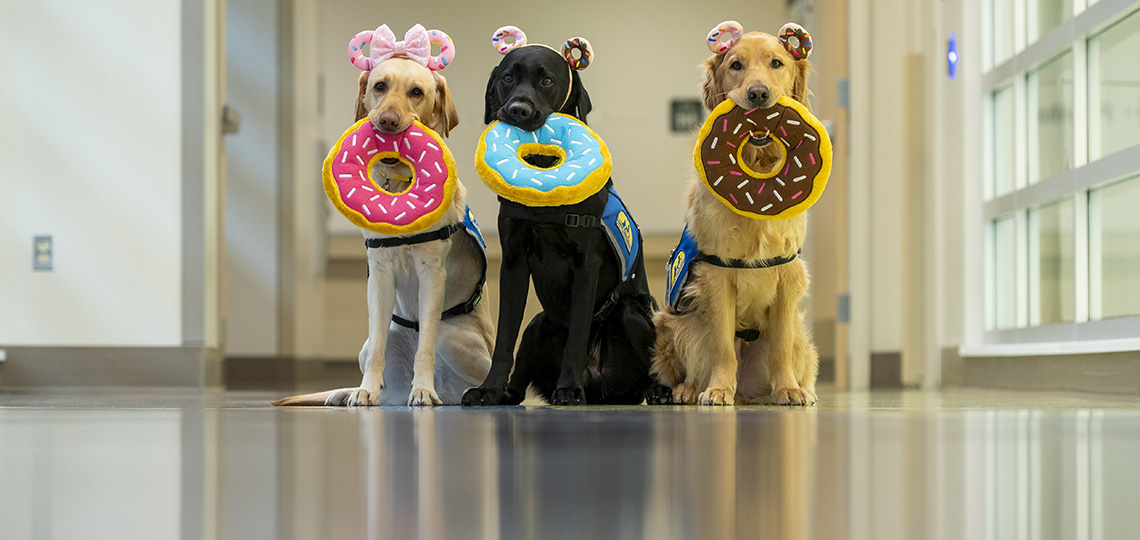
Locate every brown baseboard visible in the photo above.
<box><xmin>870</xmin><ymin>351</ymin><xmax>902</xmax><ymax>388</ymax></box>
<box><xmin>0</xmin><ymin>346</ymin><xmax>222</xmax><ymax>388</ymax></box>
<box><xmin>225</xmin><ymin>356</ymin><xmax>361</xmax><ymax>391</ymax></box>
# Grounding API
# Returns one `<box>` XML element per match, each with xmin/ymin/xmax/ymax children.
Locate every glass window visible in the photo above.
<box><xmin>1029</xmin><ymin>0</ymin><xmax>1073</xmax><ymax>44</ymax></box>
<box><xmin>1028</xmin><ymin>52</ymin><xmax>1074</xmax><ymax>184</ymax></box>
<box><xmin>1029</xmin><ymin>198</ymin><xmax>1074</xmax><ymax>325</ymax></box>
<box><xmin>1089</xmin><ymin>8</ymin><xmax>1140</xmax><ymax>160</ymax></box>
<box><xmin>991</xmin><ymin>86</ymin><xmax>1016</xmax><ymax>199</ymax></box>
<box><xmin>993</xmin><ymin>0</ymin><xmax>1016</xmax><ymax>66</ymax></box>
<box><xmin>992</xmin><ymin>215</ymin><xmax>1020</xmax><ymax>329</ymax></box>
<box><xmin>1089</xmin><ymin>176</ymin><xmax>1140</xmax><ymax>319</ymax></box>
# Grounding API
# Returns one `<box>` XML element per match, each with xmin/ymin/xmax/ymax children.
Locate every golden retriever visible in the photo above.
<box><xmin>650</xmin><ymin>24</ymin><xmax>820</xmax><ymax>406</ymax></box>
<box><xmin>274</xmin><ymin>48</ymin><xmax>493</xmax><ymax>407</ymax></box>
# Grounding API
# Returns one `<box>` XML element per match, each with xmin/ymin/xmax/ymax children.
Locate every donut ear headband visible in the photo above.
<box><xmin>348</xmin><ymin>23</ymin><xmax>455</xmax><ymax>72</ymax></box>
<box><xmin>706</xmin><ymin>21</ymin><xmax>812</xmax><ymax>61</ymax></box>
<box><xmin>491</xmin><ymin>26</ymin><xmax>594</xmax><ymax>71</ymax></box>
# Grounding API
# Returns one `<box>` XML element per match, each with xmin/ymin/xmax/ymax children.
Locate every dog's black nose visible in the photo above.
<box><xmin>505</xmin><ymin>102</ymin><xmax>533</xmax><ymax>123</ymax></box>
<box><xmin>747</xmin><ymin>85</ymin><xmax>771</xmax><ymax>107</ymax></box>
<box><xmin>376</xmin><ymin>111</ymin><xmax>401</xmax><ymax>131</ymax></box>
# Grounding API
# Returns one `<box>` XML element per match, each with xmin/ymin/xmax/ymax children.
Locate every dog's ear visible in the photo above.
<box><xmin>484</xmin><ymin>65</ymin><xmax>502</xmax><ymax>124</ymax></box>
<box><xmin>792</xmin><ymin>58</ymin><xmax>813</xmax><ymax>107</ymax></box>
<box><xmin>563</xmin><ymin>70</ymin><xmax>593</xmax><ymax>123</ymax></box>
<box><xmin>700</xmin><ymin>54</ymin><xmax>724</xmax><ymax>111</ymax></box>
<box><xmin>430</xmin><ymin>72</ymin><xmax>460</xmax><ymax>137</ymax></box>
<box><xmin>354</xmin><ymin>71</ymin><xmax>370</xmax><ymax>122</ymax></box>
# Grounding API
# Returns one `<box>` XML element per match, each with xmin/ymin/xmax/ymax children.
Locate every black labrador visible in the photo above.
<box><xmin>462</xmin><ymin>45</ymin><xmax>656</xmax><ymax>406</ymax></box>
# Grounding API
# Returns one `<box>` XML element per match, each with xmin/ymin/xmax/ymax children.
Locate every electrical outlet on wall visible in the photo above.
<box><xmin>34</xmin><ymin>235</ymin><xmax>52</xmax><ymax>271</ymax></box>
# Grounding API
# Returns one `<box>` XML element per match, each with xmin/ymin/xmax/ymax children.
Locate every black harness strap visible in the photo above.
<box><xmin>364</xmin><ymin>222</ymin><xmax>464</xmax><ymax>249</ymax></box>
<box><xmin>364</xmin><ymin>222</ymin><xmax>485</xmax><ymax>332</ymax></box>
<box><xmin>686</xmin><ymin>249</ymin><xmax>800</xmax><ymax>342</ymax></box>
<box><xmin>694</xmin><ymin>250</ymin><xmax>799</xmax><ymax>269</ymax></box>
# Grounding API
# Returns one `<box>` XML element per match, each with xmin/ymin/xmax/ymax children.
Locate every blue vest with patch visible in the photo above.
<box><xmin>666</xmin><ymin>226</ymin><xmax>700</xmax><ymax>310</ymax></box>
<box><xmin>600</xmin><ymin>187</ymin><xmax>640</xmax><ymax>282</ymax></box>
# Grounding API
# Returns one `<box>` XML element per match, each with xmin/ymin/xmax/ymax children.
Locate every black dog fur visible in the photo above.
<box><xmin>462</xmin><ymin>45</ymin><xmax>656</xmax><ymax>406</ymax></box>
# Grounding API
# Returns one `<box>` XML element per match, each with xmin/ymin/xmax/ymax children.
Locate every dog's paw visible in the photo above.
<box><xmin>645</xmin><ymin>384</ymin><xmax>674</xmax><ymax>405</ymax></box>
<box><xmin>346</xmin><ymin>388</ymin><xmax>381</xmax><ymax>407</ymax></box>
<box><xmin>672</xmin><ymin>383</ymin><xmax>699</xmax><ymax>404</ymax></box>
<box><xmin>324</xmin><ymin>388</ymin><xmax>355</xmax><ymax>406</ymax></box>
<box><xmin>550</xmin><ymin>387</ymin><xmax>586</xmax><ymax>406</ymax></box>
<box><xmin>500</xmin><ymin>387</ymin><xmax>526</xmax><ymax>405</ymax></box>
<box><xmin>462</xmin><ymin>386</ymin><xmax>504</xmax><ymax>406</ymax></box>
<box><xmin>408</xmin><ymin>386</ymin><xmax>442</xmax><ymax>407</ymax></box>
<box><xmin>698</xmin><ymin>387</ymin><xmax>735</xmax><ymax>406</ymax></box>
<box><xmin>769</xmin><ymin>386</ymin><xmax>815</xmax><ymax>406</ymax></box>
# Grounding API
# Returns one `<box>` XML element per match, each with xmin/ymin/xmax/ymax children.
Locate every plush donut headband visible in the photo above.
<box><xmin>491</xmin><ymin>26</ymin><xmax>594</xmax><ymax>71</ymax></box>
<box><xmin>707</xmin><ymin>20</ymin><xmax>812</xmax><ymax>60</ymax></box>
<box><xmin>348</xmin><ymin>24</ymin><xmax>455</xmax><ymax>72</ymax></box>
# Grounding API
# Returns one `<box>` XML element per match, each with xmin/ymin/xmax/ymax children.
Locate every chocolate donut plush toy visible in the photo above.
<box><xmin>694</xmin><ymin>22</ymin><xmax>831</xmax><ymax>220</ymax></box>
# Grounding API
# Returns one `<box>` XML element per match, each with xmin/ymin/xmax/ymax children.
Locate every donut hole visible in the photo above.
<box><xmin>569</xmin><ymin>47</ymin><xmax>583</xmax><ymax>60</ymax></box>
<box><xmin>518</xmin><ymin>143</ymin><xmax>567</xmax><ymax>170</ymax></box>
<box><xmin>369</xmin><ymin>153</ymin><xmax>415</xmax><ymax>196</ymax></box>
<box><xmin>502</xmin><ymin>35</ymin><xmax>517</xmax><ymax>46</ymax></box>
<box><xmin>430</xmin><ymin>42</ymin><xmax>442</xmax><ymax>57</ymax></box>
<box><xmin>787</xmin><ymin>35</ymin><xmax>800</xmax><ymax>50</ymax></box>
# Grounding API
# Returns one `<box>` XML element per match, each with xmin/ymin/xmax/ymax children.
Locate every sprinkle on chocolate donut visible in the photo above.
<box><xmin>694</xmin><ymin>96</ymin><xmax>832</xmax><ymax>220</ymax></box>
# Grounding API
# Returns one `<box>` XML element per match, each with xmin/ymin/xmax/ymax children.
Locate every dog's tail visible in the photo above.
<box><xmin>270</xmin><ymin>388</ymin><xmax>352</xmax><ymax>407</ymax></box>
<box><xmin>650</xmin><ymin>308</ymin><xmax>685</xmax><ymax>387</ymax></box>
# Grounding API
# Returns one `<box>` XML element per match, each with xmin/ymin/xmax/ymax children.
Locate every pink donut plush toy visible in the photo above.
<box><xmin>325</xmin><ymin>24</ymin><xmax>459</xmax><ymax>235</ymax></box>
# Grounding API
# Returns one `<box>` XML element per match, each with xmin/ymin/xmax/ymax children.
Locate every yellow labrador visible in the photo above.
<box><xmin>274</xmin><ymin>27</ymin><xmax>492</xmax><ymax>407</ymax></box>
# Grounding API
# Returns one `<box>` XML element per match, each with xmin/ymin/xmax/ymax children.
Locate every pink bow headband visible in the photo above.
<box><xmin>348</xmin><ymin>24</ymin><xmax>455</xmax><ymax>72</ymax></box>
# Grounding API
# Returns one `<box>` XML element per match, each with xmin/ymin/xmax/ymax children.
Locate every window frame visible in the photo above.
<box><xmin>977</xmin><ymin>0</ymin><xmax>1140</xmax><ymax>351</ymax></box>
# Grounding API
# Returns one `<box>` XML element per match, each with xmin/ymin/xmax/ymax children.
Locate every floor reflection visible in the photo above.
<box><xmin>1</xmin><ymin>390</ymin><xmax>1139</xmax><ymax>540</ymax></box>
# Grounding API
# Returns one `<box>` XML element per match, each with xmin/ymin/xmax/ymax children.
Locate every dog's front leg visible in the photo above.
<box><xmin>550</xmin><ymin>249</ymin><xmax>602</xmax><ymax>406</ymax></box>
<box><xmin>349</xmin><ymin>258</ymin><xmax>398</xmax><ymax>406</ymax></box>
<box><xmin>766</xmin><ymin>272</ymin><xmax>815</xmax><ymax>406</ymax></box>
<box><xmin>462</xmin><ymin>245</ymin><xmax>530</xmax><ymax>406</ymax></box>
<box><xmin>698</xmin><ymin>268</ymin><xmax>739</xmax><ymax>406</ymax></box>
<box><xmin>409</xmin><ymin>246</ymin><xmax>448</xmax><ymax>406</ymax></box>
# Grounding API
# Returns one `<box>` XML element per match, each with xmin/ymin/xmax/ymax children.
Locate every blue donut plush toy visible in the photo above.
<box><xmin>475</xmin><ymin>112</ymin><xmax>613</xmax><ymax>206</ymax></box>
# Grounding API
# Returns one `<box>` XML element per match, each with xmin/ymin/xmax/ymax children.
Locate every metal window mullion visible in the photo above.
<box><xmin>1073</xmin><ymin>40</ymin><xmax>1089</xmax><ymax>169</ymax></box>
<box><xmin>1014</xmin><ymin>0</ymin><xmax>1027</xmax><ymax>57</ymax></box>
<box><xmin>986</xmin><ymin>219</ymin><xmax>996</xmax><ymax>331</ymax></box>
<box><xmin>1028</xmin><ymin>207</ymin><xmax>1042</xmax><ymax>326</ymax></box>
<box><xmin>1016</xmin><ymin>209</ymin><xmax>1030</xmax><ymax>328</ymax></box>
<box><xmin>1088</xmin><ymin>189</ymin><xmax>1103</xmax><ymax>320</ymax></box>
<box><xmin>1074</xmin><ymin>190</ymin><xmax>1091</xmax><ymax>323</ymax></box>
<box><xmin>1015</xmin><ymin>75</ymin><xmax>1029</xmax><ymax>193</ymax></box>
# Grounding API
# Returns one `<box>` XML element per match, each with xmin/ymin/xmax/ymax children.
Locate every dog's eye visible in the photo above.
<box><xmin>373</xmin><ymin>81</ymin><xmax>386</xmax><ymax>93</ymax></box>
<box><xmin>771</xmin><ymin>58</ymin><xmax>784</xmax><ymax>68</ymax></box>
<box><xmin>503</xmin><ymin>74</ymin><xmax>513</xmax><ymax>84</ymax></box>
<box><xmin>730</xmin><ymin>61</ymin><xmax>743</xmax><ymax>70</ymax></box>
<box><xmin>410</xmin><ymin>87</ymin><xmax>424</xmax><ymax>98</ymax></box>
<box><xmin>541</xmin><ymin>77</ymin><xmax>553</xmax><ymax>87</ymax></box>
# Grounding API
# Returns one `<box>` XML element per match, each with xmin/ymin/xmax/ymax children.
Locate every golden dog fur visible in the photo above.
<box><xmin>651</xmin><ymin>31</ymin><xmax>820</xmax><ymax>406</ymax></box>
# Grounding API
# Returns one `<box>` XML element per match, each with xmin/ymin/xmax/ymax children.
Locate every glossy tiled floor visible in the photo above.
<box><xmin>2</xmin><ymin>388</ymin><xmax>1140</xmax><ymax>540</ymax></box>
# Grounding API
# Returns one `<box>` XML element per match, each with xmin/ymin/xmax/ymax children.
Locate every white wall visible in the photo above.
<box><xmin>225</xmin><ymin>0</ymin><xmax>281</xmax><ymax>356</ymax></box>
<box><xmin>320</xmin><ymin>0</ymin><xmax>788</xmax><ymax>236</ymax></box>
<box><xmin>0</xmin><ymin>0</ymin><xmax>184</xmax><ymax>347</ymax></box>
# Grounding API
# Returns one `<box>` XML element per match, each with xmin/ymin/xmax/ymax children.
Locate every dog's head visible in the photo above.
<box><xmin>700</xmin><ymin>21</ymin><xmax>813</xmax><ymax>113</ymax></box>
<box><xmin>349</xmin><ymin>24</ymin><xmax>459</xmax><ymax>142</ymax></box>
<box><xmin>483</xmin><ymin>26</ymin><xmax>593</xmax><ymax>132</ymax></box>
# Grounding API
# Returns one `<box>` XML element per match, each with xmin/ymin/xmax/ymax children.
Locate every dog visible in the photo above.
<box><xmin>461</xmin><ymin>33</ymin><xmax>656</xmax><ymax>406</ymax></box>
<box><xmin>648</xmin><ymin>23</ymin><xmax>820</xmax><ymax>406</ymax></box>
<box><xmin>273</xmin><ymin>25</ymin><xmax>493</xmax><ymax>407</ymax></box>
